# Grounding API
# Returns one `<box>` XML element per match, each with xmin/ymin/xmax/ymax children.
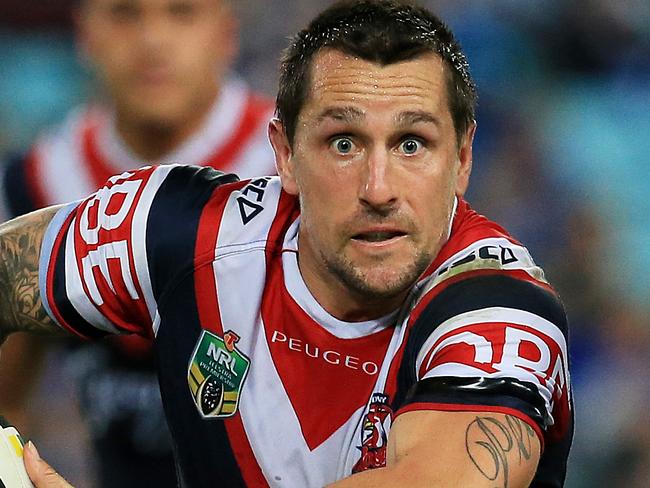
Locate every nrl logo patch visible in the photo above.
<box><xmin>188</xmin><ymin>330</ymin><xmax>250</xmax><ymax>418</ymax></box>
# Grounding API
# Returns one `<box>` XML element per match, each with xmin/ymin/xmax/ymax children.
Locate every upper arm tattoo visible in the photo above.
<box><xmin>465</xmin><ymin>414</ymin><xmax>538</xmax><ymax>488</ymax></box>
<box><xmin>0</xmin><ymin>207</ymin><xmax>66</xmax><ymax>341</ymax></box>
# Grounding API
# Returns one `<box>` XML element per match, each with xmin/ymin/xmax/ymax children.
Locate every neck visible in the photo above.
<box><xmin>328</xmin><ymin>289</ymin><xmax>405</xmax><ymax>323</ymax></box>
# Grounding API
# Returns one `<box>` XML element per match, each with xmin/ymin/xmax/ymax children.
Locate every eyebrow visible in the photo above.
<box><xmin>316</xmin><ymin>107</ymin><xmax>441</xmax><ymax>129</ymax></box>
<box><xmin>396</xmin><ymin>110</ymin><xmax>441</xmax><ymax>127</ymax></box>
<box><xmin>316</xmin><ymin>106</ymin><xmax>365</xmax><ymax>124</ymax></box>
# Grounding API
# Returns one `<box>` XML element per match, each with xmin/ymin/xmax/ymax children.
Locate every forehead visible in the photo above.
<box><xmin>82</xmin><ymin>0</ymin><xmax>221</xmax><ymax>10</ymax></box>
<box><xmin>303</xmin><ymin>49</ymin><xmax>450</xmax><ymax>120</ymax></box>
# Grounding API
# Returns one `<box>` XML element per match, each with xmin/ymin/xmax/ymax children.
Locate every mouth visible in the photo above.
<box><xmin>136</xmin><ymin>66</ymin><xmax>174</xmax><ymax>86</ymax></box>
<box><xmin>351</xmin><ymin>230</ymin><xmax>407</xmax><ymax>244</ymax></box>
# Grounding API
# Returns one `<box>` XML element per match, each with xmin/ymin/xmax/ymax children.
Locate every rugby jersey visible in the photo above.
<box><xmin>40</xmin><ymin>165</ymin><xmax>572</xmax><ymax>487</ymax></box>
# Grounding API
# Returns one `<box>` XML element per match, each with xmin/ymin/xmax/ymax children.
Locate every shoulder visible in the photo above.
<box><xmin>411</xmin><ymin>275</ymin><xmax>565</xmax><ymax>338</ymax></box>
<box><xmin>155</xmin><ymin>164</ymin><xmax>240</xmax><ymax>196</ymax></box>
<box><xmin>91</xmin><ymin>164</ymin><xmax>241</xmax><ymax>245</ymax></box>
<box><xmin>119</xmin><ymin>168</ymin><xmax>291</xmax><ymax>266</ymax></box>
<box><xmin>399</xmin><ymin>199</ymin><xmax>569</xmax><ymax>419</ymax></box>
<box><xmin>409</xmin><ymin>198</ymin><xmax>564</xmax><ymax>344</ymax></box>
<box><xmin>44</xmin><ymin>163</ymin><xmax>241</xmax><ymax>263</ymax></box>
<box><xmin>417</xmin><ymin>198</ymin><xmax>549</xmax><ymax>299</ymax></box>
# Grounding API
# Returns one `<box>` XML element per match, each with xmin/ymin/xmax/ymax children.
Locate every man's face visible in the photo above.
<box><xmin>271</xmin><ymin>49</ymin><xmax>474</xmax><ymax>320</ymax></box>
<box><xmin>78</xmin><ymin>0</ymin><xmax>236</xmax><ymax>127</ymax></box>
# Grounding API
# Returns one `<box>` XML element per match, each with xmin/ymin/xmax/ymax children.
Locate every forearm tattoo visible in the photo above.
<box><xmin>0</xmin><ymin>209</ymin><xmax>62</xmax><ymax>341</ymax></box>
<box><xmin>465</xmin><ymin>414</ymin><xmax>536</xmax><ymax>488</ymax></box>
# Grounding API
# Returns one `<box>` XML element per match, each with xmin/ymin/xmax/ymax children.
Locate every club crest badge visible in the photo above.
<box><xmin>187</xmin><ymin>330</ymin><xmax>250</xmax><ymax>419</ymax></box>
<box><xmin>352</xmin><ymin>393</ymin><xmax>393</xmax><ymax>473</ymax></box>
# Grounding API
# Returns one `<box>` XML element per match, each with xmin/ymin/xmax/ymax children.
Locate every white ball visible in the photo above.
<box><xmin>0</xmin><ymin>424</ymin><xmax>35</xmax><ymax>488</ymax></box>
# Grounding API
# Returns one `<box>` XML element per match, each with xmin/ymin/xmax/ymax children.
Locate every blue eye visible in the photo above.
<box><xmin>400</xmin><ymin>139</ymin><xmax>422</xmax><ymax>155</ymax></box>
<box><xmin>332</xmin><ymin>137</ymin><xmax>354</xmax><ymax>154</ymax></box>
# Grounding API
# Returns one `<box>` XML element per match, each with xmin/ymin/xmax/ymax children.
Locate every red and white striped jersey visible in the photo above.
<box><xmin>40</xmin><ymin>165</ymin><xmax>572</xmax><ymax>487</ymax></box>
<box><xmin>1</xmin><ymin>78</ymin><xmax>275</xmax><ymax>217</ymax></box>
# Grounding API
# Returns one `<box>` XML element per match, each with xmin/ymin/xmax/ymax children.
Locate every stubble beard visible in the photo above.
<box><xmin>321</xmin><ymin>245</ymin><xmax>433</xmax><ymax>303</ymax></box>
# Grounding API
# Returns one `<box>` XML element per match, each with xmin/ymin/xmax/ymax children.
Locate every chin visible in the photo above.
<box><xmin>362</xmin><ymin>272</ymin><xmax>418</xmax><ymax>298</ymax></box>
<box><xmin>123</xmin><ymin>90</ymin><xmax>183</xmax><ymax>117</ymax></box>
<box><xmin>134</xmin><ymin>106</ymin><xmax>185</xmax><ymax>130</ymax></box>
<box><xmin>340</xmin><ymin>263</ymin><xmax>422</xmax><ymax>301</ymax></box>
<box><xmin>323</xmin><ymin>248</ymin><xmax>432</xmax><ymax>302</ymax></box>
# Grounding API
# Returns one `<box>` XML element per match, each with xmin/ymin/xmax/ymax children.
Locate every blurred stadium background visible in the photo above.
<box><xmin>1</xmin><ymin>0</ymin><xmax>649</xmax><ymax>486</ymax></box>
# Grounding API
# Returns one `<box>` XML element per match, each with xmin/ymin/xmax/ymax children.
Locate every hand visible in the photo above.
<box><xmin>23</xmin><ymin>442</ymin><xmax>73</xmax><ymax>488</ymax></box>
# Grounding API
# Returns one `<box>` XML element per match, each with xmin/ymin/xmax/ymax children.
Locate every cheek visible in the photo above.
<box><xmin>291</xmin><ymin>141</ymin><xmax>361</xmax><ymax>210</ymax></box>
<box><xmin>298</xmin><ymin>195</ymin><xmax>334</xmax><ymax>250</ymax></box>
<box><xmin>98</xmin><ymin>54</ymin><xmax>130</xmax><ymax>88</ymax></box>
<box><xmin>199</xmin><ymin>24</ymin><xmax>234</xmax><ymax>65</ymax></box>
<box><xmin>298</xmin><ymin>175</ymin><xmax>349</xmax><ymax>231</ymax></box>
<box><xmin>94</xmin><ymin>41</ymin><xmax>137</xmax><ymax>82</ymax></box>
<box><xmin>410</xmin><ymin>175</ymin><xmax>456</xmax><ymax>237</ymax></box>
<box><xmin>94</xmin><ymin>25</ymin><xmax>135</xmax><ymax>59</ymax></box>
<box><xmin>300</xmin><ymin>170</ymin><xmax>355</xmax><ymax>218</ymax></box>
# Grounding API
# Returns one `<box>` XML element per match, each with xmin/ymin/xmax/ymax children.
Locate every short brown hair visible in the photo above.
<box><xmin>276</xmin><ymin>0</ymin><xmax>477</xmax><ymax>147</ymax></box>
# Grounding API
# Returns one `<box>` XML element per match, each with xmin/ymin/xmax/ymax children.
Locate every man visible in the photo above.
<box><xmin>0</xmin><ymin>1</ymin><xmax>573</xmax><ymax>487</ymax></box>
<box><xmin>0</xmin><ymin>0</ymin><xmax>274</xmax><ymax>486</ymax></box>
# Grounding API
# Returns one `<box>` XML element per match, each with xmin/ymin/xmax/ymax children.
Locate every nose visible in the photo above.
<box><xmin>138</xmin><ymin>13</ymin><xmax>171</xmax><ymax>52</ymax></box>
<box><xmin>359</xmin><ymin>149</ymin><xmax>398</xmax><ymax>212</ymax></box>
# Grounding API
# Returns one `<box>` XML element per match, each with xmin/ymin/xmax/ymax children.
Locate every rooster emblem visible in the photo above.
<box><xmin>352</xmin><ymin>393</ymin><xmax>393</xmax><ymax>473</ymax></box>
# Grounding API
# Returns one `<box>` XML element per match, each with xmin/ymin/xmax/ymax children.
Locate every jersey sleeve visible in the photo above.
<box><xmin>39</xmin><ymin>164</ymin><xmax>238</xmax><ymax>340</ymax></box>
<box><xmin>395</xmin><ymin>272</ymin><xmax>572</xmax><ymax>449</ymax></box>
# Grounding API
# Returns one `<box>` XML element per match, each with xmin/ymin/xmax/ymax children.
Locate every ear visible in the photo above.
<box><xmin>268</xmin><ymin>119</ymin><xmax>298</xmax><ymax>195</ymax></box>
<box><xmin>454</xmin><ymin>121</ymin><xmax>476</xmax><ymax>197</ymax></box>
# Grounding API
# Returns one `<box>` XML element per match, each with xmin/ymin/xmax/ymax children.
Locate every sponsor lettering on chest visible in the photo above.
<box><xmin>270</xmin><ymin>330</ymin><xmax>379</xmax><ymax>376</ymax></box>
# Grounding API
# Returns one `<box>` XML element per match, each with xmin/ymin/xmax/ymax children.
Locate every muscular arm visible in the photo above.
<box><xmin>0</xmin><ymin>207</ymin><xmax>67</xmax><ymax>344</ymax></box>
<box><xmin>329</xmin><ymin>410</ymin><xmax>540</xmax><ymax>487</ymax></box>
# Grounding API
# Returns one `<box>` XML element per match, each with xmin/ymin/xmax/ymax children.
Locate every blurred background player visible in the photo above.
<box><xmin>0</xmin><ymin>0</ymin><xmax>275</xmax><ymax>486</ymax></box>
